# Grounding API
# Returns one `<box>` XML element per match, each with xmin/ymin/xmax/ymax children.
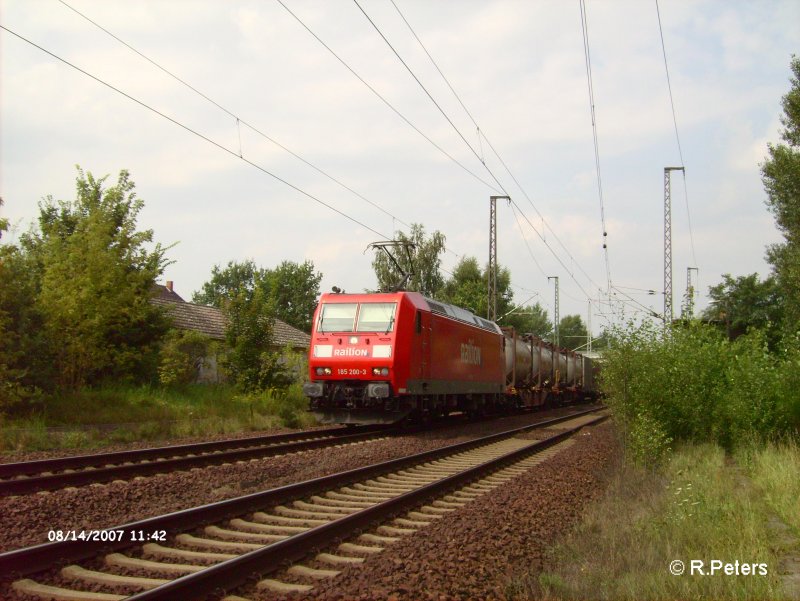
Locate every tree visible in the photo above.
<box><xmin>439</xmin><ymin>256</ymin><xmax>515</xmax><ymax>321</ymax></box>
<box><xmin>158</xmin><ymin>330</ymin><xmax>216</xmax><ymax>387</ymax></box>
<box><xmin>22</xmin><ymin>168</ymin><xmax>171</xmax><ymax>389</ymax></box>
<box><xmin>192</xmin><ymin>259</ymin><xmax>261</xmax><ymax>307</ymax></box>
<box><xmin>439</xmin><ymin>256</ymin><xmax>485</xmax><ymax>314</ymax></box>
<box><xmin>503</xmin><ymin>302</ymin><xmax>553</xmax><ymax>339</ymax></box>
<box><xmin>590</xmin><ymin>328</ymin><xmax>613</xmax><ymax>351</ymax></box>
<box><xmin>194</xmin><ymin>259</ymin><xmax>322</xmax><ymax>333</ymax></box>
<box><xmin>0</xmin><ymin>197</ymin><xmax>8</xmax><ymax>238</ymax></box>
<box><xmin>222</xmin><ymin>287</ymin><xmax>284</xmax><ymax>391</ymax></box>
<box><xmin>371</xmin><ymin>224</ymin><xmax>446</xmax><ymax>296</ymax></box>
<box><xmin>0</xmin><ymin>242</ymin><xmax>47</xmax><ymax>409</ymax></box>
<box><xmin>701</xmin><ymin>273</ymin><xmax>783</xmax><ymax>344</ymax></box>
<box><xmin>558</xmin><ymin>315</ymin><xmax>589</xmax><ymax>351</ymax></box>
<box><xmin>261</xmin><ymin>260</ymin><xmax>322</xmax><ymax>333</ymax></box>
<box><xmin>762</xmin><ymin>56</ymin><xmax>800</xmax><ymax>336</ymax></box>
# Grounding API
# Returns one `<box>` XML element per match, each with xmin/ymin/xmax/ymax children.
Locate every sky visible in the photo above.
<box><xmin>1</xmin><ymin>0</ymin><xmax>797</xmax><ymax>338</ymax></box>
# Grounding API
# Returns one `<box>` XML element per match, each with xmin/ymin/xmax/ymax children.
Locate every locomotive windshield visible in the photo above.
<box><xmin>356</xmin><ymin>302</ymin><xmax>396</xmax><ymax>332</ymax></box>
<box><xmin>317</xmin><ymin>302</ymin><xmax>397</xmax><ymax>333</ymax></box>
<box><xmin>318</xmin><ymin>303</ymin><xmax>358</xmax><ymax>332</ymax></box>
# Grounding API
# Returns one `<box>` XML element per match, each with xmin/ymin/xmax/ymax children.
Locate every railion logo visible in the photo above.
<box><xmin>334</xmin><ymin>348</ymin><xmax>369</xmax><ymax>357</ymax></box>
<box><xmin>460</xmin><ymin>340</ymin><xmax>481</xmax><ymax>366</ymax></box>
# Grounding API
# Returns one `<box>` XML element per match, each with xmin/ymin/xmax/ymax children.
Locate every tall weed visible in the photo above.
<box><xmin>602</xmin><ymin>321</ymin><xmax>799</xmax><ymax>463</ymax></box>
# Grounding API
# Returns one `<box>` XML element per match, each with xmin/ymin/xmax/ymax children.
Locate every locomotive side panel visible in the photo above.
<box><xmin>408</xmin><ymin>312</ymin><xmax>504</xmax><ymax>395</ymax></box>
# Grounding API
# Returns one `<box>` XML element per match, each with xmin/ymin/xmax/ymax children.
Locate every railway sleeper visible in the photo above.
<box><xmin>230</xmin><ymin>517</ymin><xmax>307</xmax><ymax>535</ymax></box>
<box><xmin>255</xmin><ymin>509</ymin><xmax>329</xmax><ymax>526</ymax></box>
<box><xmin>272</xmin><ymin>506</ymin><xmax>339</xmax><ymax>520</ymax></box>
<box><xmin>338</xmin><ymin>542</ymin><xmax>383</xmax><ymax>555</ymax></box>
<box><xmin>288</xmin><ymin>564</ymin><xmax>341</xmax><ymax>579</ymax></box>
<box><xmin>378</xmin><ymin>524</ymin><xmax>417</xmax><ymax>536</ymax></box>
<box><xmin>293</xmin><ymin>500</ymin><xmax>361</xmax><ymax>514</ymax></box>
<box><xmin>337</xmin><ymin>486</ymin><xmax>395</xmax><ymax>500</ymax></box>
<box><xmin>324</xmin><ymin>490</ymin><xmax>386</xmax><ymax>503</ymax></box>
<box><xmin>395</xmin><ymin>517</ymin><xmax>430</xmax><ymax>527</ymax></box>
<box><xmin>141</xmin><ymin>542</ymin><xmax>236</xmax><ymax>563</ymax></box>
<box><xmin>238</xmin><ymin>514</ymin><xmax>309</xmax><ymax>534</ymax></box>
<box><xmin>363</xmin><ymin>479</ymin><xmax>418</xmax><ymax>491</ymax></box>
<box><xmin>61</xmin><ymin>564</ymin><xmax>169</xmax><ymax>590</ymax></box>
<box><xmin>175</xmin><ymin>533</ymin><xmax>261</xmax><ymax>553</ymax></box>
<box><xmin>12</xmin><ymin>579</ymin><xmax>126</xmax><ymax>601</ymax></box>
<box><xmin>104</xmin><ymin>553</ymin><xmax>204</xmax><ymax>576</ymax></box>
<box><xmin>249</xmin><ymin>438</ymin><xmax>582</xmax><ymax>597</ymax></box>
<box><xmin>317</xmin><ymin>492</ymin><xmax>376</xmax><ymax>506</ymax></box>
<box><xmin>359</xmin><ymin>533</ymin><xmax>399</xmax><ymax>544</ymax></box>
<box><xmin>258</xmin><ymin>578</ymin><xmax>314</xmax><ymax>593</ymax></box>
<box><xmin>205</xmin><ymin>525</ymin><xmax>288</xmax><ymax>543</ymax></box>
<box><xmin>316</xmin><ymin>552</ymin><xmax>366</xmax><ymax>565</ymax></box>
<box><xmin>351</xmin><ymin>482</ymin><xmax>412</xmax><ymax>494</ymax></box>
<box><xmin>433</xmin><ymin>499</ymin><xmax>466</xmax><ymax>509</ymax></box>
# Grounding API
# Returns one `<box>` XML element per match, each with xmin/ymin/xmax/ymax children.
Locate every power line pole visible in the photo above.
<box><xmin>548</xmin><ymin>276</ymin><xmax>560</xmax><ymax>346</ymax></box>
<box><xmin>684</xmin><ymin>266</ymin><xmax>698</xmax><ymax>319</ymax></box>
<box><xmin>487</xmin><ymin>195</ymin><xmax>509</xmax><ymax>321</ymax></box>
<box><xmin>587</xmin><ymin>299</ymin><xmax>592</xmax><ymax>352</ymax></box>
<box><xmin>664</xmin><ymin>166</ymin><xmax>684</xmax><ymax>327</ymax></box>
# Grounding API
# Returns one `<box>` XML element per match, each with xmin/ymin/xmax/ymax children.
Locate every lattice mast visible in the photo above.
<box><xmin>548</xmin><ymin>276</ymin><xmax>560</xmax><ymax>347</ymax></box>
<box><xmin>487</xmin><ymin>196</ymin><xmax>509</xmax><ymax>322</ymax></box>
<box><xmin>684</xmin><ymin>266</ymin><xmax>698</xmax><ymax>319</ymax></box>
<box><xmin>663</xmin><ymin>167</ymin><xmax>684</xmax><ymax>326</ymax></box>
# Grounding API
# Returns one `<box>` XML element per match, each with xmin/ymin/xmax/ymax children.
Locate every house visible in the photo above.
<box><xmin>151</xmin><ymin>281</ymin><xmax>311</xmax><ymax>382</ymax></box>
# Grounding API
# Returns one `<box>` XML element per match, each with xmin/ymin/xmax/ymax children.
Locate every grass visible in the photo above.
<box><xmin>738</xmin><ymin>439</ymin><xmax>800</xmax><ymax>534</ymax></box>
<box><xmin>507</xmin><ymin>441</ymin><xmax>791</xmax><ymax>601</ymax></box>
<box><xmin>0</xmin><ymin>383</ymin><xmax>318</xmax><ymax>452</ymax></box>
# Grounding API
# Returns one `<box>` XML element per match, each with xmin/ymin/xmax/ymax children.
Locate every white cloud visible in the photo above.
<box><xmin>2</xmin><ymin>0</ymin><xmax>797</xmax><ymax>328</ymax></box>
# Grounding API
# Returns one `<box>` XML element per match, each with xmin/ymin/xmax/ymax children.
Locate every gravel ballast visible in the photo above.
<box><xmin>259</xmin><ymin>419</ymin><xmax>619</xmax><ymax>600</ymax></box>
<box><xmin>0</xmin><ymin>408</ymin><xmax>596</xmax><ymax>554</ymax></box>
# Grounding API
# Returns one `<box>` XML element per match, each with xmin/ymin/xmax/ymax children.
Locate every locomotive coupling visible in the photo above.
<box><xmin>303</xmin><ymin>382</ymin><xmax>324</xmax><ymax>398</ymax></box>
<box><xmin>366</xmin><ymin>382</ymin><xmax>391</xmax><ymax>399</ymax></box>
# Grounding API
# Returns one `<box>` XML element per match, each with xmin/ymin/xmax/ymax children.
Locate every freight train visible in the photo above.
<box><xmin>303</xmin><ymin>290</ymin><xmax>599</xmax><ymax>425</ymax></box>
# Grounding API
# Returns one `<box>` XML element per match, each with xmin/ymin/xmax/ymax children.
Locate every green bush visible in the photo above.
<box><xmin>158</xmin><ymin>329</ymin><xmax>217</xmax><ymax>387</ymax></box>
<box><xmin>602</xmin><ymin>321</ymin><xmax>799</xmax><ymax>462</ymax></box>
<box><xmin>626</xmin><ymin>411</ymin><xmax>672</xmax><ymax>469</ymax></box>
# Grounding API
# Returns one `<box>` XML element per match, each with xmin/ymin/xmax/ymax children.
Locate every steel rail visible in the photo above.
<box><xmin>0</xmin><ymin>425</ymin><xmax>379</xmax><ymax>479</ymax></box>
<box><xmin>0</xmin><ymin>406</ymin><xmax>604</xmax><ymax>580</ymax></box>
<box><xmin>131</xmin><ymin>412</ymin><xmax>609</xmax><ymax>600</ymax></box>
<box><xmin>0</xmin><ymin>425</ymin><xmax>392</xmax><ymax>496</ymax></box>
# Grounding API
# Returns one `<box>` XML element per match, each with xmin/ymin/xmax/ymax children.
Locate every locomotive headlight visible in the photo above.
<box><xmin>316</xmin><ymin>367</ymin><xmax>332</xmax><ymax>376</ymax></box>
<box><xmin>372</xmin><ymin>367</ymin><xmax>389</xmax><ymax>376</ymax></box>
<box><xmin>349</xmin><ymin>336</ymin><xmax>358</xmax><ymax>344</ymax></box>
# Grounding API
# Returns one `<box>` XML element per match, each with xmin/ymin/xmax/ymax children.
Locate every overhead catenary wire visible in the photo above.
<box><xmin>0</xmin><ymin>24</ymin><xmax>393</xmax><ymax>243</ymax></box>
<box><xmin>26</xmin><ymin>3</ymin><xmax>635</xmax><ymax>322</ymax></box>
<box><xmin>279</xmin><ymin>0</ymin><xmax>606</xmax><ymax>302</ymax></box>
<box><xmin>353</xmin><ymin>0</ymin><xmax>503</xmax><ymax>189</ymax></box>
<box><xmin>56</xmin><ymin>0</ymin><xmax>413</xmax><ymax>235</ymax></box>
<box><xmin>579</xmin><ymin>0</ymin><xmax>613</xmax><ymax>292</ymax></box>
<box><xmin>655</xmin><ymin>0</ymin><xmax>699</xmax><ymax>271</ymax></box>
<box><xmin>384</xmin><ymin>0</ymin><xmax>610</xmax><ymax>306</ymax></box>
<box><xmin>56</xmin><ymin>0</ymin><xmax>488</xmax><ymax>268</ymax></box>
<box><xmin>286</xmin><ymin>0</ymin><xmax>645</xmax><ymax>323</ymax></box>
<box><xmin>274</xmin><ymin>0</ymin><xmax>503</xmax><ymax>196</ymax></box>
<box><xmin>5</xmin><ymin>7</ymin><xmax>479</xmax><ymax>295</ymax></box>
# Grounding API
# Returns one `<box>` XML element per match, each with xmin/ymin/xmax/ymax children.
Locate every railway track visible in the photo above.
<box><xmin>0</xmin><ymin>407</ymin><xmax>607</xmax><ymax>601</ymax></box>
<box><xmin>0</xmin><ymin>425</ymin><xmax>391</xmax><ymax>496</ymax></box>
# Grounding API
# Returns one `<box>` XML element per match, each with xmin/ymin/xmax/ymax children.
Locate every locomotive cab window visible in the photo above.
<box><xmin>356</xmin><ymin>302</ymin><xmax>397</xmax><ymax>333</ymax></box>
<box><xmin>318</xmin><ymin>303</ymin><xmax>358</xmax><ymax>332</ymax></box>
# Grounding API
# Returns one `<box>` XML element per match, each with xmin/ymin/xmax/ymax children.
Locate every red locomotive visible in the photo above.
<box><xmin>304</xmin><ymin>290</ymin><xmax>598</xmax><ymax>424</ymax></box>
